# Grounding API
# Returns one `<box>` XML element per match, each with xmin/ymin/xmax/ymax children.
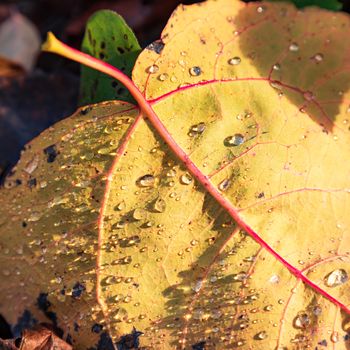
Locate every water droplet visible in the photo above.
<box><xmin>180</xmin><ymin>173</ymin><xmax>192</xmax><ymax>185</ymax></box>
<box><xmin>264</xmin><ymin>305</ymin><xmax>273</xmax><ymax>311</ymax></box>
<box><xmin>228</xmin><ymin>57</ymin><xmax>241</xmax><ymax>65</ymax></box>
<box><xmin>158</xmin><ymin>73</ymin><xmax>168</xmax><ymax>81</ymax></box>
<box><xmin>257</xmin><ymin>5</ymin><xmax>265</xmax><ymax>13</ymax></box>
<box><xmin>147</xmin><ymin>65</ymin><xmax>159</xmax><ymax>74</ymax></box>
<box><xmin>153</xmin><ymin>197</ymin><xmax>166</xmax><ymax>213</ymax></box>
<box><xmin>324</xmin><ymin>269</ymin><xmax>348</xmax><ymax>287</ymax></box>
<box><xmin>190</xmin><ymin>122</ymin><xmax>206</xmax><ymax>135</ymax></box>
<box><xmin>132</xmin><ymin>208</ymin><xmax>147</xmax><ymax>221</ymax></box>
<box><xmin>190</xmin><ymin>239</ymin><xmax>198</xmax><ymax>246</ymax></box>
<box><xmin>331</xmin><ymin>331</ymin><xmax>339</xmax><ymax>343</ymax></box>
<box><xmin>233</xmin><ymin>272</ymin><xmax>247</xmax><ymax>281</ymax></box>
<box><xmin>294</xmin><ymin>313</ymin><xmax>310</xmax><ymax>329</ymax></box>
<box><xmin>137</xmin><ymin>174</ymin><xmax>155</xmax><ymax>187</ymax></box>
<box><xmin>312</xmin><ymin>305</ymin><xmax>322</xmax><ymax>316</ymax></box>
<box><xmin>289</xmin><ymin>43</ymin><xmax>299</xmax><ymax>52</ymax></box>
<box><xmin>269</xmin><ymin>274</ymin><xmax>280</xmax><ymax>284</ymax></box>
<box><xmin>313</xmin><ymin>53</ymin><xmax>324</xmax><ymax>62</ymax></box>
<box><xmin>192</xmin><ymin>280</ymin><xmax>202</xmax><ymax>292</ymax></box>
<box><xmin>113</xmin><ymin>308</ymin><xmax>128</xmax><ymax>322</ymax></box>
<box><xmin>189</xmin><ymin>66</ymin><xmax>201</xmax><ymax>76</ymax></box>
<box><xmin>116</xmin><ymin>201</ymin><xmax>126</xmax><ymax>211</ymax></box>
<box><xmin>273</xmin><ymin>63</ymin><xmax>281</xmax><ymax>71</ymax></box>
<box><xmin>225</xmin><ymin>133</ymin><xmax>245</xmax><ymax>146</ymax></box>
<box><xmin>256</xmin><ymin>331</ymin><xmax>267</xmax><ymax>340</ymax></box>
<box><xmin>218</xmin><ymin>178</ymin><xmax>231</xmax><ymax>192</ymax></box>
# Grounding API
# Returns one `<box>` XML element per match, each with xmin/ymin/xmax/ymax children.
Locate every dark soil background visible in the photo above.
<box><xmin>0</xmin><ymin>0</ymin><xmax>349</xmax><ymax>340</ymax></box>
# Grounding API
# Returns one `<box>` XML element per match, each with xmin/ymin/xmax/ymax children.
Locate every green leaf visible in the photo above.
<box><xmin>80</xmin><ymin>10</ymin><xmax>141</xmax><ymax>105</ymax></box>
<box><xmin>267</xmin><ymin>0</ymin><xmax>343</xmax><ymax>10</ymax></box>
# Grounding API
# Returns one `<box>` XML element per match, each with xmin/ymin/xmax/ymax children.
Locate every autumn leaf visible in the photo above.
<box><xmin>80</xmin><ymin>10</ymin><xmax>141</xmax><ymax>105</ymax></box>
<box><xmin>0</xmin><ymin>1</ymin><xmax>350</xmax><ymax>350</ymax></box>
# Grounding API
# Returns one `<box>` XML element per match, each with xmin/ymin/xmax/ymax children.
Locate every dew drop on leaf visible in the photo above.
<box><xmin>224</xmin><ymin>133</ymin><xmax>245</xmax><ymax>146</ymax></box>
<box><xmin>147</xmin><ymin>64</ymin><xmax>159</xmax><ymax>73</ymax></box>
<box><xmin>189</xmin><ymin>66</ymin><xmax>202</xmax><ymax>76</ymax></box>
<box><xmin>313</xmin><ymin>53</ymin><xmax>324</xmax><ymax>62</ymax></box>
<box><xmin>192</xmin><ymin>280</ymin><xmax>203</xmax><ymax>293</ymax></box>
<box><xmin>294</xmin><ymin>313</ymin><xmax>310</xmax><ymax>329</ymax></box>
<box><xmin>324</xmin><ymin>269</ymin><xmax>348</xmax><ymax>287</ymax></box>
<box><xmin>190</xmin><ymin>122</ymin><xmax>206</xmax><ymax>135</ymax></box>
<box><xmin>153</xmin><ymin>197</ymin><xmax>166</xmax><ymax>213</ymax></box>
<box><xmin>158</xmin><ymin>73</ymin><xmax>168</xmax><ymax>81</ymax></box>
<box><xmin>113</xmin><ymin>308</ymin><xmax>128</xmax><ymax>322</ymax></box>
<box><xmin>180</xmin><ymin>173</ymin><xmax>193</xmax><ymax>185</ymax></box>
<box><xmin>132</xmin><ymin>208</ymin><xmax>147</xmax><ymax>221</ymax></box>
<box><xmin>331</xmin><ymin>331</ymin><xmax>339</xmax><ymax>343</ymax></box>
<box><xmin>289</xmin><ymin>43</ymin><xmax>299</xmax><ymax>52</ymax></box>
<box><xmin>312</xmin><ymin>305</ymin><xmax>322</xmax><ymax>316</ymax></box>
<box><xmin>256</xmin><ymin>331</ymin><xmax>267</xmax><ymax>340</ymax></box>
<box><xmin>273</xmin><ymin>63</ymin><xmax>281</xmax><ymax>71</ymax></box>
<box><xmin>218</xmin><ymin>178</ymin><xmax>231</xmax><ymax>192</ymax></box>
<box><xmin>228</xmin><ymin>57</ymin><xmax>241</xmax><ymax>65</ymax></box>
<box><xmin>137</xmin><ymin>174</ymin><xmax>155</xmax><ymax>187</ymax></box>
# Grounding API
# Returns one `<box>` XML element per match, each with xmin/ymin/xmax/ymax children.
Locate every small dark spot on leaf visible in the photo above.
<box><xmin>100</xmin><ymin>42</ymin><xmax>106</xmax><ymax>49</ymax></box>
<box><xmin>146</xmin><ymin>40</ymin><xmax>165</xmax><ymax>54</ymax></box>
<box><xmin>99</xmin><ymin>52</ymin><xmax>105</xmax><ymax>60</ymax></box>
<box><xmin>72</xmin><ymin>282</ymin><xmax>85</xmax><ymax>299</ymax></box>
<box><xmin>74</xmin><ymin>322</ymin><xmax>80</xmax><ymax>332</ymax></box>
<box><xmin>123</xmin><ymin>34</ymin><xmax>128</xmax><ymax>40</ymax></box>
<box><xmin>257</xmin><ymin>192</ymin><xmax>264</xmax><ymax>198</ymax></box>
<box><xmin>22</xmin><ymin>221</ymin><xmax>27</xmax><ymax>228</ymax></box>
<box><xmin>117</xmin><ymin>47</ymin><xmax>125</xmax><ymax>54</ymax></box>
<box><xmin>192</xmin><ymin>341</ymin><xmax>206</xmax><ymax>350</ymax></box>
<box><xmin>318</xmin><ymin>339</ymin><xmax>327</xmax><ymax>346</ymax></box>
<box><xmin>111</xmin><ymin>81</ymin><xmax>119</xmax><ymax>88</ymax></box>
<box><xmin>15</xmin><ymin>179</ymin><xmax>22</xmax><ymax>186</ymax></box>
<box><xmin>117</xmin><ymin>327</ymin><xmax>143</xmax><ymax>349</ymax></box>
<box><xmin>27</xmin><ymin>178</ymin><xmax>37</xmax><ymax>189</ymax></box>
<box><xmin>91</xmin><ymin>324</ymin><xmax>103</xmax><ymax>333</ymax></box>
<box><xmin>43</xmin><ymin>145</ymin><xmax>58</xmax><ymax>163</ymax></box>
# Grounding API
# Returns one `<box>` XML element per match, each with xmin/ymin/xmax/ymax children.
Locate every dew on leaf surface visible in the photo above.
<box><xmin>331</xmin><ymin>331</ymin><xmax>339</xmax><ymax>343</ymax></box>
<box><xmin>137</xmin><ymin>174</ymin><xmax>155</xmax><ymax>187</ymax></box>
<box><xmin>313</xmin><ymin>53</ymin><xmax>324</xmax><ymax>62</ymax></box>
<box><xmin>228</xmin><ymin>57</ymin><xmax>241</xmax><ymax>65</ymax></box>
<box><xmin>158</xmin><ymin>73</ymin><xmax>168</xmax><ymax>81</ymax></box>
<box><xmin>218</xmin><ymin>178</ymin><xmax>231</xmax><ymax>192</ymax></box>
<box><xmin>147</xmin><ymin>64</ymin><xmax>159</xmax><ymax>74</ymax></box>
<box><xmin>180</xmin><ymin>173</ymin><xmax>192</xmax><ymax>185</ymax></box>
<box><xmin>273</xmin><ymin>63</ymin><xmax>281</xmax><ymax>71</ymax></box>
<box><xmin>324</xmin><ymin>269</ymin><xmax>348</xmax><ymax>287</ymax></box>
<box><xmin>189</xmin><ymin>66</ymin><xmax>202</xmax><ymax>76</ymax></box>
<box><xmin>190</xmin><ymin>122</ymin><xmax>206</xmax><ymax>135</ymax></box>
<box><xmin>224</xmin><ymin>133</ymin><xmax>245</xmax><ymax>146</ymax></box>
<box><xmin>289</xmin><ymin>42</ymin><xmax>299</xmax><ymax>52</ymax></box>
<box><xmin>256</xmin><ymin>331</ymin><xmax>267</xmax><ymax>340</ymax></box>
<box><xmin>132</xmin><ymin>208</ymin><xmax>147</xmax><ymax>221</ymax></box>
<box><xmin>294</xmin><ymin>313</ymin><xmax>310</xmax><ymax>329</ymax></box>
<box><xmin>153</xmin><ymin>197</ymin><xmax>166</xmax><ymax>213</ymax></box>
